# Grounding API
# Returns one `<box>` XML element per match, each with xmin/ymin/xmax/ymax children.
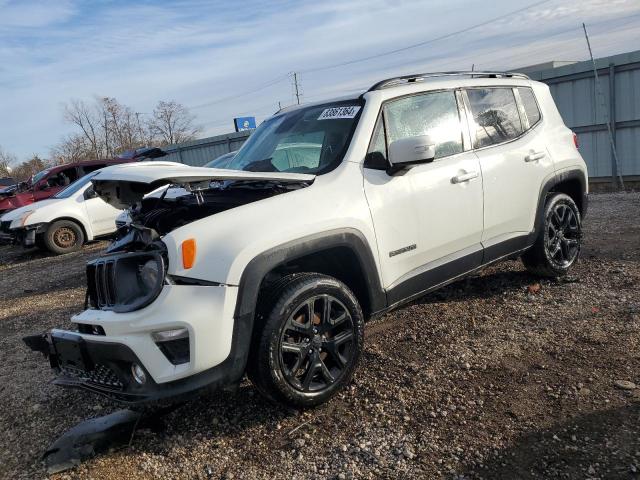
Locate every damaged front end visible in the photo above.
<box><xmin>23</xmin><ymin>163</ymin><xmax>315</xmax><ymax>404</ymax></box>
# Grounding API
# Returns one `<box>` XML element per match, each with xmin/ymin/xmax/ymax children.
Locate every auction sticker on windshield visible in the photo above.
<box><xmin>318</xmin><ymin>106</ymin><xmax>361</xmax><ymax>120</ymax></box>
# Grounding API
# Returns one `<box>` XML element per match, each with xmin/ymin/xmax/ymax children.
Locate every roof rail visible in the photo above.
<box><xmin>368</xmin><ymin>71</ymin><xmax>530</xmax><ymax>91</ymax></box>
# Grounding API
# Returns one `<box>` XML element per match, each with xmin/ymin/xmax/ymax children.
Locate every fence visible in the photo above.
<box><xmin>163</xmin><ymin>131</ymin><xmax>251</xmax><ymax>166</ymax></box>
<box><xmin>527</xmin><ymin>50</ymin><xmax>640</xmax><ymax>185</ymax></box>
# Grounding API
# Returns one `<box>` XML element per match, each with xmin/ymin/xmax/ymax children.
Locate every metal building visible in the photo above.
<box><xmin>163</xmin><ymin>131</ymin><xmax>251</xmax><ymax>166</ymax></box>
<box><xmin>524</xmin><ymin>49</ymin><xmax>640</xmax><ymax>186</ymax></box>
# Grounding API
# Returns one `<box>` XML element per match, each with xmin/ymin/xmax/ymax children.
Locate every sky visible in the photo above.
<box><xmin>1</xmin><ymin>0</ymin><xmax>639</xmax><ymax>161</ymax></box>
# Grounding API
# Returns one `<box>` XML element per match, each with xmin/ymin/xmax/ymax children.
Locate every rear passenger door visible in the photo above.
<box><xmin>465</xmin><ymin>86</ymin><xmax>552</xmax><ymax>251</ymax></box>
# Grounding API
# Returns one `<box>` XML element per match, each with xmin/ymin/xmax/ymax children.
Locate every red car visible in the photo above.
<box><xmin>0</xmin><ymin>148</ymin><xmax>168</xmax><ymax>215</ymax></box>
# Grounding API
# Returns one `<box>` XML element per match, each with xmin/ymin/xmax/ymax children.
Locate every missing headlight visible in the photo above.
<box><xmin>86</xmin><ymin>252</ymin><xmax>165</xmax><ymax>313</ymax></box>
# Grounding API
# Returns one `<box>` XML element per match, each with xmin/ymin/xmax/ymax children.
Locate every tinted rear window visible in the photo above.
<box><xmin>466</xmin><ymin>88</ymin><xmax>523</xmax><ymax>148</ymax></box>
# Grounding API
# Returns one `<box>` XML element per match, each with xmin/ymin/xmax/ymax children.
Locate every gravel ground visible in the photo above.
<box><xmin>0</xmin><ymin>191</ymin><xmax>639</xmax><ymax>480</ymax></box>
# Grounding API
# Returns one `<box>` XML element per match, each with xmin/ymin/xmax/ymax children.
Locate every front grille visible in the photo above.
<box><xmin>0</xmin><ymin>220</ymin><xmax>11</xmax><ymax>234</ymax></box>
<box><xmin>87</xmin><ymin>259</ymin><xmax>117</xmax><ymax>308</ymax></box>
<box><xmin>62</xmin><ymin>364</ymin><xmax>124</xmax><ymax>390</ymax></box>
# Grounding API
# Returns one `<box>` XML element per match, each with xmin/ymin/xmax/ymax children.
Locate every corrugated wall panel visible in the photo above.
<box><xmin>617</xmin><ymin>127</ymin><xmax>640</xmax><ymax>176</ymax></box>
<box><xmin>163</xmin><ymin>131</ymin><xmax>251</xmax><ymax>166</ymax></box>
<box><xmin>577</xmin><ymin>131</ymin><xmax>611</xmax><ymax>177</ymax></box>
<box><xmin>615</xmin><ymin>68</ymin><xmax>640</xmax><ymax>122</ymax></box>
<box><xmin>534</xmin><ymin>51</ymin><xmax>640</xmax><ymax>178</ymax></box>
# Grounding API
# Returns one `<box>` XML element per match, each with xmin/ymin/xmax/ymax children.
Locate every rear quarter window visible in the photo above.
<box><xmin>518</xmin><ymin>87</ymin><xmax>541</xmax><ymax>128</ymax></box>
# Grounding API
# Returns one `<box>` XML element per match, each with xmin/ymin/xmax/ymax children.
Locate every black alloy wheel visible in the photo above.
<box><xmin>247</xmin><ymin>273</ymin><xmax>364</xmax><ymax>408</ymax></box>
<box><xmin>278</xmin><ymin>294</ymin><xmax>355</xmax><ymax>393</ymax></box>
<box><xmin>522</xmin><ymin>192</ymin><xmax>582</xmax><ymax>277</ymax></box>
<box><xmin>545</xmin><ymin>202</ymin><xmax>580</xmax><ymax>268</ymax></box>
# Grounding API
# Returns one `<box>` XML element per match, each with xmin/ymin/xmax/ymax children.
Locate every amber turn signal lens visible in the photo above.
<box><xmin>181</xmin><ymin>238</ymin><xmax>197</xmax><ymax>269</ymax></box>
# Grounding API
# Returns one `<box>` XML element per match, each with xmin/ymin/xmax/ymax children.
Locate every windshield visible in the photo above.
<box><xmin>203</xmin><ymin>151</ymin><xmax>235</xmax><ymax>169</ymax></box>
<box><xmin>54</xmin><ymin>172</ymin><xmax>98</xmax><ymax>199</ymax></box>
<box><xmin>226</xmin><ymin>100</ymin><xmax>363</xmax><ymax>174</ymax></box>
<box><xmin>30</xmin><ymin>168</ymin><xmax>50</xmax><ymax>185</ymax></box>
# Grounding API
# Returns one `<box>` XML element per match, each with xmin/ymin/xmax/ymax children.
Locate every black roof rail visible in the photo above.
<box><xmin>368</xmin><ymin>71</ymin><xmax>530</xmax><ymax>91</ymax></box>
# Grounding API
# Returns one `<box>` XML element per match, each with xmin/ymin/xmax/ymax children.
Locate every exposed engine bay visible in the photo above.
<box><xmin>109</xmin><ymin>180</ymin><xmax>309</xmax><ymax>251</ymax></box>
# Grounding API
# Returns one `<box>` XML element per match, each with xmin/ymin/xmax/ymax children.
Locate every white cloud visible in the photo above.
<box><xmin>0</xmin><ymin>0</ymin><xmax>639</xmax><ymax>159</ymax></box>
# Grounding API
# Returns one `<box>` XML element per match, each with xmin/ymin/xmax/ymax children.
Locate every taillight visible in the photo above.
<box><xmin>572</xmin><ymin>132</ymin><xmax>579</xmax><ymax>149</ymax></box>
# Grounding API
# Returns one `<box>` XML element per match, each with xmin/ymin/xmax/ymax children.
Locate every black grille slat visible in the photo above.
<box><xmin>89</xmin><ymin>259</ymin><xmax>117</xmax><ymax>309</ymax></box>
<box><xmin>105</xmin><ymin>262</ymin><xmax>116</xmax><ymax>306</ymax></box>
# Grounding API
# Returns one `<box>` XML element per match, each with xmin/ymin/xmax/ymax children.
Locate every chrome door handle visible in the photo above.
<box><xmin>525</xmin><ymin>150</ymin><xmax>546</xmax><ymax>162</ymax></box>
<box><xmin>451</xmin><ymin>171</ymin><xmax>479</xmax><ymax>184</ymax></box>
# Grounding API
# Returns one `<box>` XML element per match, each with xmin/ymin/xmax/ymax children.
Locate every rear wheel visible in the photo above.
<box><xmin>43</xmin><ymin>220</ymin><xmax>85</xmax><ymax>254</ymax></box>
<box><xmin>247</xmin><ymin>273</ymin><xmax>364</xmax><ymax>408</ymax></box>
<box><xmin>522</xmin><ymin>193</ymin><xmax>582</xmax><ymax>277</ymax></box>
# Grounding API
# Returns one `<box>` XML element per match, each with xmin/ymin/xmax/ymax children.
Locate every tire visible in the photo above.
<box><xmin>522</xmin><ymin>193</ymin><xmax>582</xmax><ymax>277</ymax></box>
<box><xmin>247</xmin><ymin>273</ymin><xmax>364</xmax><ymax>408</ymax></box>
<box><xmin>43</xmin><ymin>220</ymin><xmax>85</xmax><ymax>254</ymax></box>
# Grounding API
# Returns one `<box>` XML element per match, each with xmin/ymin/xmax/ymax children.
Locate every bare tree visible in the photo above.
<box><xmin>148</xmin><ymin>100</ymin><xmax>199</xmax><ymax>146</ymax></box>
<box><xmin>64</xmin><ymin>99</ymin><xmax>102</xmax><ymax>160</ymax></box>
<box><xmin>0</xmin><ymin>146</ymin><xmax>17</xmax><ymax>178</ymax></box>
<box><xmin>49</xmin><ymin>133</ymin><xmax>92</xmax><ymax>165</ymax></box>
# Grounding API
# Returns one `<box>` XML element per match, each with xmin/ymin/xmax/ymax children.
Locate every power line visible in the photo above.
<box><xmin>299</xmin><ymin>0</ymin><xmax>553</xmax><ymax>74</ymax></box>
<box><xmin>189</xmin><ymin>73</ymin><xmax>290</xmax><ymax>110</ymax></box>
<box><xmin>185</xmin><ymin>0</ymin><xmax>554</xmax><ymax>113</ymax></box>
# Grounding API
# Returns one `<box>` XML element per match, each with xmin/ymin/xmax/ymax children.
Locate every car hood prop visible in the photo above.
<box><xmin>91</xmin><ymin>161</ymin><xmax>316</xmax><ymax>209</ymax></box>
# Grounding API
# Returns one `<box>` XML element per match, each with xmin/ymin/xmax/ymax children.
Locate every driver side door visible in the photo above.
<box><xmin>363</xmin><ymin>89</ymin><xmax>484</xmax><ymax>305</ymax></box>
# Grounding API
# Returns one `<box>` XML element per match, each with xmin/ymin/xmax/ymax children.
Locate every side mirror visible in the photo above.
<box><xmin>388</xmin><ymin>135</ymin><xmax>436</xmax><ymax>174</ymax></box>
<box><xmin>83</xmin><ymin>187</ymin><xmax>98</xmax><ymax>200</ymax></box>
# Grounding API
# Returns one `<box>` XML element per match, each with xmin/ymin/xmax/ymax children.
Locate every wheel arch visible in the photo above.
<box><xmin>533</xmin><ymin>169</ymin><xmax>587</xmax><ymax>237</ymax></box>
<box><xmin>234</xmin><ymin>228</ymin><xmax>386</xmax><ymax>323</ymax></box>
<box><xmin>45</xmin><ymin>216</ymin><xmax>91</xmax><ymax>242</ymax></box>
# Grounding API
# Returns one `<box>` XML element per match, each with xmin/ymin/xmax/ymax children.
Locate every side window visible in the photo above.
<box><xmin>46</xmin><ymin>167</ymin><xmax>78</xmax><ymax>187</ymax></box>
<box><xmin>367</xmin><ymin>115</ymin><xmax>387</xmax><ymax>159</ymax></box>
<box><xmin>466</xmin><ymin>88</ymin><xmax>523</xmax><ymax>148</ymax></box>
<box><xmin>518</xmin><ymin>87</ymin><xmax>541</xmax><ymax>128</ymax></box>
<box><xmin>383</xmin><ymin>91</ymin><xmax>463</xmax><ymax>159</ymax></box>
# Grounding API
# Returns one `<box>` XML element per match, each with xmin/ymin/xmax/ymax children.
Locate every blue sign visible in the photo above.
<box><xmin>234</xmin><ymin>116</ymin><xmax>256</xmax><ymax>132</ymax></box>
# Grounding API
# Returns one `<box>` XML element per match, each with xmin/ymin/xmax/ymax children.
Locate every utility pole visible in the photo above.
<box><xmin>582</xmin><ymin>23</ymin><xmax>624</xmax><ymax>190</ymax></box>
<box><xmin>293</xmin><ymin>72</ymin><xmax>301</xmax><ymax>105</ymax></box>
<box><xmin>135</xmin><ymin>112</ymin><xmax>145</xmax><ymax>146</ymax></box>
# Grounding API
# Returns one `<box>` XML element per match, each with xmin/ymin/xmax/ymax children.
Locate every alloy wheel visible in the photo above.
<box><xmin>278</xmin><ymin>294</ymin><xmax>355</xmax><ymax>393</ymax></box>
<box><xmin>545</xmin><ymin>203</ymin><xmax>580</xmax><ymax>267</ymax></box>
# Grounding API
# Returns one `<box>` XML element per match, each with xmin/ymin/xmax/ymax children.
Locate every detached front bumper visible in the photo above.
<box><xmin>24</xmin><ymin>284</ymin><xmax>250</xmax><ymax>404</ymax></box>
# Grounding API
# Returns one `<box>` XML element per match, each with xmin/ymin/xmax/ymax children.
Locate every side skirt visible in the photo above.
<box><xmin>380</xmin><ymin>235</ymin><xmax>533</xmax><ymax>315</ymax></box>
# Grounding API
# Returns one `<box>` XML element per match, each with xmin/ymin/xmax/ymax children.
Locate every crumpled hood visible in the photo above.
<box><xmin>1</xmin><ymin>198</ymin><xmax>59</xmax><ymax>223</ymax></box>
<box><xmin>92</xmin><ymin>161</ymin><xmax>316</xmax><ymax>208</ymax></box>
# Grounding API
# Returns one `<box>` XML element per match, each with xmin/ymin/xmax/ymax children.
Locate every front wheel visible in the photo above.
<box><xmin>247</xmin><ymin>273</ymin><xmax>364</xmax><ymax>408</ymax></box>
<box><xmin>43</xmin><ymin>220</ymin><xmax>85</xmax><ymax>255</ymax></box>
<box><xmin>522</xmin><ymin>193</ymin><xmax>582</xmax><ymax>277</ymax></box>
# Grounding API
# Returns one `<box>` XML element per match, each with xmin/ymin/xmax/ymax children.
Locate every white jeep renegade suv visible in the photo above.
<box><xmin>25</xmin><ymin>72</ymin><xmax>588</xmax><ymax>408</ymax></box>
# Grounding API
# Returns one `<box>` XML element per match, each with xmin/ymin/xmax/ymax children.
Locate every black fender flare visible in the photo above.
<box><xmin>531</xmin><ymin>168</ymin><xmax>588</xmax><ymax>241</ymax></box>
<box><xmin>234</xmin><ymin>227</ymin><xmax>386</xmax><ymax>320</ymax></box>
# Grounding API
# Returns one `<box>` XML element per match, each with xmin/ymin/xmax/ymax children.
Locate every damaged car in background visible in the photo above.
<box><xmin>0</xmin><ymin>171</ymin><xmax>124</xmax><ymax>254</ymax></box>
<box><xmin>24</xmin><ymin>72</ymin><xmax>588</xmax><ymax>409</ymax></box>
